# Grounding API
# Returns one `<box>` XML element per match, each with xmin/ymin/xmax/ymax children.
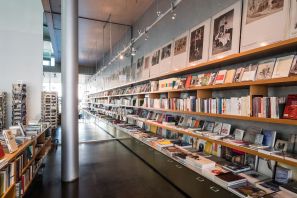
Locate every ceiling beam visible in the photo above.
<box><xmin>44</xmin><ymin>11</ymin><xmax>132</xmax><ymax>27</ymax></box>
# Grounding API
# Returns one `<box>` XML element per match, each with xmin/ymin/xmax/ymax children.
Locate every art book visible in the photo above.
<box><xmin>255</xmin><ymin>59</ymin><xmax>276</xmax><ymax>80</ymax></box>
<box><xmin>214</xmin><ymin>70</ymin><xmax>227</xmax><ymax>84</ymax></box>
<box><xmin>241</xmin><ymin>64</ymin><xmax>258</xmax><ymax>81</ymax></box>
<box><xmin>289</xmin><ymin>55</ymin><xmax>297</xmax><ymax>75</ymax></box>
<box><xmin>224</xmin><ymin>69</ymin><xmax>236</xmax><ymax>84</ymax></box>
<box><xmin>283</xmin><ymin>94</ymin><xmax>297</xmax><ymax>120</ymax></box>
<box><xmin>3</xmin><ymin>130</ymin><xmax>18</xmax><ymax>153</ymax></box>
<box><xmin>233</xmin><ymin>67</ymin><xmax>244</xmax><ymax>82</ymax></box>
<box><xmin>272</xmin><ymin>55</ymin><xmax>295</xmax><ymax>78</ymax></box>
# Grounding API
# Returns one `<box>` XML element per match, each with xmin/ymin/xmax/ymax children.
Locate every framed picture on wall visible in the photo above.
<box><xmin>187</xmin><ymin>18</ymin><xmax>211</xmax><ymax>66</ymax></box>
<box><xmin>142</xmin><ymin>55</ymin><xmax>151</xmax><ymax>79</ymax></box>
<box><xmin>150</xmin><ymin>49</ymin><xmax>161</xmax><ymax>77</ymax></box>
<box><xmin>159</xmin><ymin>41</ymin><xmax>173</xmax><ymax>74</ymax></box>
<box><xmin>136</xmin><ymin>56</ymin><xmax>144</xmax><ymax>80</ymax></box>
<box><xmin>171</xmin><ymin>31</ymin><xmax>189</xmax><ymax>70</ymax></box>
<box><xmin>241</xmin><ymin>0</ymin><xmax>290</xmax><ymax>51</ymax></box>
<box><xmin>289</xmin><ymin>0</ymin><xmax>297</xmax><ymax>38</ymax></box>
<box><xmin>209</xmin><ymin>1</ymin><xmax>242</xmax><ymax>60</ymax></box>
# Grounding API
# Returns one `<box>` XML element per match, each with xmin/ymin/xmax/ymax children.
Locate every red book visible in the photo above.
<box><xmin>185</xmin><ymin>75</ymin><xmax>192</xmax><ymax>89</ymax></box>
<box><xmin>283</xmin><ymin>95</ymin><xmax>297</xmax><ymax>120</ymax></box>
<box><xmin>0</xmin><ymin>143</ymin><xmax>5</xmax><ymax>159</ymax></box>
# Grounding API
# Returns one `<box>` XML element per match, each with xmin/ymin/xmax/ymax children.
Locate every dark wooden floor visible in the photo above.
<box><xmin>25</xmin><ymin>122</ymin><xmax>185</xmax><ymax>198</ymax></box>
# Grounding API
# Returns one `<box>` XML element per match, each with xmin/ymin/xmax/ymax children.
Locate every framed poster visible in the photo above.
<box><xmin>171</xmin><ymin>32</ymin><xmax>189</xmax><ymax>70</ymax></box>
<box><xmin>187</xmin><ymin>18</ymin><xmax>211</xmax><ymax>66</ymax></box>
<box><xmin>241</xmin><ymin>0</ymin><xmax>290</xmax><ymax>51</ymax></box>
<box><xmin>159</xmin><ymin>41</ymin><xmax>173</xmax><ymax>74</ymax></box>
<box><xmin>290</xmin><ymin>0</ymin><xmax>297</xmax><ymax>38</ymax></box>
<box><xmin>150</xmin><ymin>49</ymin><xmax>161</xmax><ymax>77</ymax></box>
<box><xmin>142</xmin><ymin>55</ymin><xmax>151</xmax><ymax>79</ymax></box>
<box><xmin>209</xmin><ymin>1</ymin><xmax>242</xmax><ymax>60</ymax></box>
<box><xmin>136</xmin><ymin>56</ymin><xmax>144</xmax><ymax>80</ymax></box>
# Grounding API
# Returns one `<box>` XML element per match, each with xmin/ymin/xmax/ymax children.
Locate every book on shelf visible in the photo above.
<box><xmin>229</xmin><ymin>181</ymin><xmax>267</xmax><ymax>198</ymax></box>
<box><xmin>290</xmin><ymin>55</ymin><xmax>297</xmax><ymax>75</ymax></box>
<box><xmin>234</xmin><ymin>129</ymin><xmax>245</xmax><ymax>141</ymax></box>
<box><xmin>223</xmin><ymin>163</ymin><xmax>251</xmax><ymax>174</ymax></box>
<box><xmin>242</xmin><ymin>126</ymin><xmax>262</xmax><ymax>144</ymax></box>
<box><xmin>272</xmin><ymin>55</ymin><xmax>295</xmax><ymax>78</ymax></box>
<box><xmin>3</xmin><ymin>130</ymin><xmax>18</xmax><ymax>153</ymax></box>
<box><xmin>233</xmin><ymin>67</ymin><xmax>244</xmax><ymax>83</ymax></box>
<box><xmin>274</xmin><ymin>166</ymin><xmax>292</xmax><ymax>185</ymax></box>
<box><xmin>283</xmin><ymin>94</ymin><xmax>297</xmax><ymax>120</ymax></box>
<box><xmin>215</xmin><ymin>172</ymin><xmax>247</xmax><ymax>187</ymax></box>
<box><xmin>241</xmin><ymin>64</ymin><xmax>258</xmax><ymax>82</ymax></box>
<box><xmin>224</xmin><ymin>69</ymin><xmax>236</xmax><ymax>84</ymax></box>
<box><xmin>255</xmin><ymin>59</ymin><xmax>276</xmax><ymax>80</ymax></box>
<box><xmin>214</xmin><ymin>70</ymin><xmax>227</xmax><ymax>84</ymax></box>
<box><xmin>238</xmin><ymin>170</ymin><xmax>270</xmax><ymax>184</ymax></box>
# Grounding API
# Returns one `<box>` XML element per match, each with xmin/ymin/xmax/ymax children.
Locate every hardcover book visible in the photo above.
<box><xmin>289</xmin><ymin>55</ymin><xmax>297</xmax><ymax>75</ymax></box>
<box><xmin>233</xmin><ymin>67</ymin><xmax>244</xmax><ymax>82</ymax></box>
<box><xmin>224</xmin><ymin>69</ymin><xmax>236</xmax><ymax>84</ymax></box>
<box><xmin>214</xmin><ymin>70</ymin><xmax>227</xmax><ymax>84</ymax></box>
<box><xmin>220</xmin><ymin>123</ymin><xmax>231</xmax><ymax>136</ymax></box>
<box><xmin>229</xmin><ymin>182</ymin><xmax>267</xmax><ymax>198</ymax></box>
<box><xmin>283</xmin><ymin>94</ymin><xmax>297</xmax><ymax>120</ymax></box>
<box><xmin>262</xmin><ymin>130</ymin><xmax>277</xmax><ymax>148</ymax></box>
<box><xmin>274</xmin><ymin>166</ymin><xmax>292</xmax><ymax>184</ymax></box>
<box><xmin>243</xmin><ymin>126</ymin><xmax>262</xmax><ymax>144</ymax></box>
<box><xmin>255</xmin><ymin>59</ymin><xmax>276</xmax><ymax>80</ymax></box>
<box><xmin>241</xmin><ymin>64</ymin><xmax>258</xmax><ymax>81</ymax></box>
<box><xmin>215</xmin><ymin>172</ymin><xmax>247</xmax><ymax>187</ymax></box>
<box><xmin>272</xmin><ymin>55</ymin><xmax>295</xmax><ymax>78</ymax></box>
<box><xmin>234</xmin><ymin>128</ymin><xmax>245</xmax><ymax>141</ymax></box>
<box><xmin>213</xmin><ymin>122</ymin><xmax>223</xmax><ymax>134</ymax></box>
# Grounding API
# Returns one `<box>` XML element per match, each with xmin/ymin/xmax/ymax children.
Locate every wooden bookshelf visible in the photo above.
<box><xmin>89</xmin><ymin>37</ymin><xmax>297</xmax><ymax>97</ymax></box>
<box><xmin>1</xmin><ymin>127</ymin><xmax>52</xmax><ymax>198</ymax></box>
<box><xmin>124</xmin><ymin>115</ymin><xmax>297</xmax><ymax>167</ymax></box>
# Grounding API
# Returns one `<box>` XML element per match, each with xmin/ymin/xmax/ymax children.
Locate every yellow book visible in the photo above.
<box><xmin>150</xmin><ymin>125</ymin><xmax>158</xmax><ymax>133</ymax></box>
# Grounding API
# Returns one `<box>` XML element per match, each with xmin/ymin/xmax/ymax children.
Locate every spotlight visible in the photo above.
<box><xmin>145</xmin><ymin>33</ymin><xmax>149</xmax><ymax>41</ymax></box>
<box><xmin>156</xmin><ymin>11</ymin><xmax>161</xmax><ymax>17</ymax></box>
<box><xmin>120</xmin><ymin>54</ymin><xmax>124</xmax><ymax>60</ymax></box>
<box><xmin>171</xmin><ymin>11</ymin><xmax>176</xmax><ymax>20</ymax></box>
<box><xmin>131</xmin><ymin>47</ymin><xmax>136</xmax><ymax>56</ymax></box>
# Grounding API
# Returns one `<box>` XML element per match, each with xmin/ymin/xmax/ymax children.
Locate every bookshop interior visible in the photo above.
<box><xmin>2</xmin><ymin>0</ymin><xmax>297</xmax><ymax>197</ymax></box>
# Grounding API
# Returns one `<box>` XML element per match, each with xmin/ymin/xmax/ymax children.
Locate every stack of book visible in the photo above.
<box><xmin>0</xmin><ymin>92</ymin><xmax>7</xmax><ymax>132</ymax></box>
<box><xmin>12</xmin><ymin>83</ymin><xmax>27</xmax><ymax>126</ymax></box>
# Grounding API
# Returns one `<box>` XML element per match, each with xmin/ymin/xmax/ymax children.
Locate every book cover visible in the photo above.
<box><xmin>262</xmin><ymin>130</ymin><xmax>277</xmax><ymax>148</ymax></box>
<box><xmin>214</xmin><ymin>70</ymin><xmax>227</xmax><ymax>84</ymax></box>
<box><xmin>233</xmin><ymin>67</ymin><xmax>244</xmax><ymax>82</ymax></box>
<box><xmin>241</xmin><ymin>64</ymin><xmax>258</xmax><ymax>81</ymax></box>
<box><xmin>272</xmin><ymin>55</ymin><xmax>295</xmax><ymax>78</ymax></box>
<box><xmin>224</xmin><ymin>69</ymin><xmax>236</xmax><ymax>84</ymax></box>
<box><xmin>283</xmin><ymin>94</ymin><xmax>297</xmax><ymax>120</ymax></box>
<box><xmin>213</xmin><ymin>122</ymin><xmax>222</xmax><ymax>134</ymax></box>
<box><xmin>221</xmin><ymin>123</ymin><xmax>231</xmax><ymax>136</ymax></box>
<box><xmin>255</xmin><ymin>59</ymin><xmax>276</xmax><ymax>80</ymax></box>
<box><xmin>289</xmin><ymin>55</ymin><xmax>297</xmax><ymax>76</ymax></box>
<box><xmin>216</xmin><ymin>172</ymin><xmax>246</xmax><ymax>185</ymax></box>
<box><xmin>185</xmin><ymin>75</ymin><xmax>192</xmax><ymax>88</ymax></box>
<box><xmin>243</xmin><ymin>126</ymin><xmax>262</xmax><ymax>144</ymax></box>
<box><xmin>3</xmin><ymin>130</ymin><xmax>18</xmax><ymax>153</ymax></box>
<box><xmin>234</xmin><ymin>128</ymin><xmax>245</xmax><ymax>141</ymax></box>
<box><xmin>275</xmin><ymin>166</ymin><xmax>292</xmax><ymax>184</ymax></box>
<box><xmin>230</xmin><ymin>182</ymin><xmax>267</xmax><ymax>198</ymax></box>
<box><xmin>239</xmin><ymin>170</ymin><xmax>270</xmax><ymax>184</ymax></box>
<box><xmin>274</xmin><ymin>139</ymin><xmax>289</xmax><ymax>152</ymax></box>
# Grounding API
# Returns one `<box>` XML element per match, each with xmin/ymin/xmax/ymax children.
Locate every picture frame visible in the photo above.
<box><xmin>289</xmin><ymin>0</ymin><xmax>297</xmax><ymax>38</ymax></box>
<box><xmin>187</xmin><ymin>18</ymin><xmax>211</xmax><ymax>67</ymax></box>
<box><xmin>136</xmin><ymin>56</ymin><xmax>144</xmax><ymax>80</ymax></box>
<box><xmin>241</xmin><ymin>0</ymin><xmax>290</xmax><ymax>52</ymax></box>
<box><xmin>171</xmin><ymin>31</ymin><xmax>189</xmax><ymax>71</ymax></box>
<box><xmin>142</xmin><ymin>54</ymin><xmax>151</xmax><ymax>79</ymax></box>
<box><xmin>150</xmin><ymin>48</ymin><xmax>161</xmax><ymax>77</ymax></box>
<box><xmin>159</xmin><ymin>41</ymin><xmax>173</xmax><ymax>74</ymax></box>
<box><xmin>209</xmin><ymin>1</ymin><xmax>242</xmax><ymax>60</ymax></box>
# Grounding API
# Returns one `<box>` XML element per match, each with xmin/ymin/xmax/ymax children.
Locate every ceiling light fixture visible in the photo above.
<box><xmin>131</xmin><ymin>47</ymin><xmax>136</xmax><ymax>56</ymax></box>
<box><xmin>119</xmin><ymin>54</ymin><xmax>124</xmax><ymax>60</ymax></box>
<box><xmin>171</xmin><ymin>1</ymin><xmax>176</xmax><ymax>20</ymax></box>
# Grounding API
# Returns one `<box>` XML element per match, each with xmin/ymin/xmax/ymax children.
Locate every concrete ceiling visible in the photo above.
<box><xmin>42</xmin><ymin>0</ymin><xmax>153</xmax><ymax>70</ymax></box>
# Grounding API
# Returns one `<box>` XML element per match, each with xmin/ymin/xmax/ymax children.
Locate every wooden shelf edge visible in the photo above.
<box><xmin>1</xmin><ymin>183</ymin><xmax>15</xmax><ymax>198</ymax></box>
<box><xmin>89</xmin><ymin>37</ymin><xmax>297</xmax><ymax>96</ymax></box>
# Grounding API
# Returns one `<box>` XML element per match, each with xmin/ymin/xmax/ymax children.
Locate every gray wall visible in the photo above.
<box><xmin>0</xmin><ymin>0</ymin><xmax>43</xmax><ymax>125</ymax></box>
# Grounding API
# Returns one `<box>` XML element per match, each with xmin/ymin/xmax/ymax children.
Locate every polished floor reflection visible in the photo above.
<box><xmin>24</xmin><ymin>122</ymin><xmax>185</xmax><ymax>198</ymax></box>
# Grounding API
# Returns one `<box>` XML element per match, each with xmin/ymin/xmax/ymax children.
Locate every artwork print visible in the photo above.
<box><xmin>212</xmin><ymin>9</ymin><xmax>234</xmax><ymax>55</ymax></box>
<box><xmin>246</xmin><ymin>0</ymin><xmax>284</xmax><ymax>24</ymax></box>
<box><xmin>161</xmin><ymin>43</ymin><xmax>172</xmax><ymax>60</ymax></box>
<box><xmin>174</xmin><ymin>36</ymin><xmax>187</xmax><ymax>56</ymax></box>
<box><xmin>151</xmin><ymin>50</ymin><xmax>160</xmax><ymax>66</ymax></box>
<box><xmin>137</xmin><ymin>57</ymin><xmax>144</xmax><ymax>70</ymax></box>
<box><xmin>189</xmin><ymin>26</ymin><xmax>204</xmax><ymax>63</ymax></box>
<box><xmin>144</xmin><ymin>56</ymin><xmax>150</xmax><ymax>69</ymax></box>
